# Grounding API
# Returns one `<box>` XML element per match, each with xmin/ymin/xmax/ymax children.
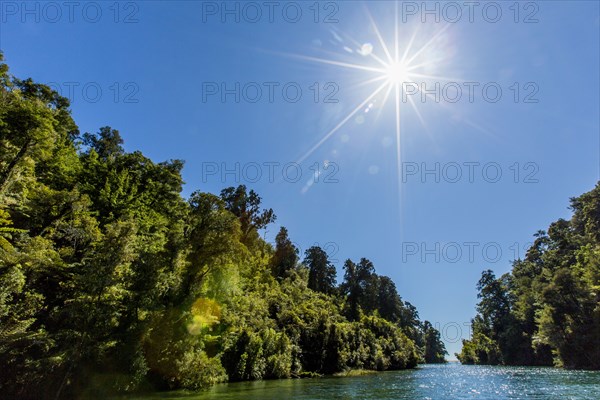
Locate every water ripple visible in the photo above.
<box><xmin>127</xmin><ymin>364</ymin><xmax>600</xmax><ymax>400</ymax></box>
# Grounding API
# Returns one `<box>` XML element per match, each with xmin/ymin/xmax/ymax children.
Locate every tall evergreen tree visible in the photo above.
<box><xmin>423</xmin><ymin>321</ymin><xmax>448</xmax><ymax>363</ymax></box>
<box><xmin>270</xmin><ymin>226</ymin><xmax>298</xmax><ymax>280</ymax></box>
<box><xmin>304</xmin><ymin>246</ymin><xmax>337</xmax><ymax>295</ymax></box>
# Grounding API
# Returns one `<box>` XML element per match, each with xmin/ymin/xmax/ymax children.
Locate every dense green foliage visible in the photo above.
<box><xmin>457</xmin><ymin>184</ymin><xmax>600</xmax><ymax>369</ymax></box>
<box><xmin>0</xmin><ymin>56</ymin><xmax>446</xmax><ymax>398</ymax></box>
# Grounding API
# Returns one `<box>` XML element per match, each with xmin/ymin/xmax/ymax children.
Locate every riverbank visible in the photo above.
<box><xmin>332</xmin><ymin>369</ymin><xmax>379</xmax><ymax>377</ymax></box>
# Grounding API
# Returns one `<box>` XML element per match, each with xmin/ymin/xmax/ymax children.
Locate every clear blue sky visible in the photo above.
<box><xmin>2</xmin><ymin>1</ymin><xmax>599</xmax><ymax>358</ymax></box>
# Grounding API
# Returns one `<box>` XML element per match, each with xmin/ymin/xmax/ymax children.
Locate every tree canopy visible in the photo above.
<box><xmin>457</xmin><ymin>184</ymin><xmax>600</xmax><ymax>369</ymax></box>
<box><xmin>0</xmin><ymin>54</ymin><xmax>446</xmax><ymax>399</ymax></box>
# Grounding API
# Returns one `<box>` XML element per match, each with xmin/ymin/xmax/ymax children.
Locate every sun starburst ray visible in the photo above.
<box><xmin>297</xmin><ymin>81</ymin><xmax>389</xmax><ymax>164</ymax></box>
<box><xmin>376</xmin><ymin>83</ymin><xmax>395</xmax><ymax>120</ymax></box>
<box><xmin>394</xmin><ymin>81</ymin><xmax>403</xmax><ymax>223</ymax></box>
<box><xmin>405</xmin><ymin>24</ymin><xmax>451</xmax><ymax>66</ymax></box>
<box><xmin>347</xmin><ymin>75</ymin><xmax>390</xmax><ymax>91</ymax></box>
<box><xmin>284</xmin><ymin>0</ymin><xmax>463</xmax><ymax>220</ymax></box>
<box><xmin>406</xmin><ymin>58</ymin><xmax>450</xmax><ymax>72</ymax></box>
<box><xmin>366</xmin><ymin>10</ymin><xmax>394</xmax><ymax>64</ymax></box>
<box><xmin>286</xmin><ymin>54</ymin><xmax>386</xmax><ymax>74</ymax></box>
<box><xmin>394</xmin><ymin>2</ymin><xmax>399</xmax><ymax>62</ymax></box>
<box><xmin>400</xmin><ymin>26</ymin><xmax>419</xmax><ymax>65</ymax></box>
<box><xmin>369</xmin><ymin>52</ymin><xmax>391</xmax><ymax>68</ymax></box>
<box><xmin>406</xmin><ymin>94</ymin><xmax>427</xmax><ymax>128</ymax></box>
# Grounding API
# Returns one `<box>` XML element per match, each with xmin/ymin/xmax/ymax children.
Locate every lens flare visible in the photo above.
<box><xmin>280</xmin><ymin>1</ymin><xmax>463</xmax><ymax>206</ymax></box>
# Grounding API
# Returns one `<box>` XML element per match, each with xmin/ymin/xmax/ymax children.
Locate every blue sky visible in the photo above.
<box><xmin>2</xmin><ymin>1</ymin><xmax>599</xmax><ymax>358</ymax></box>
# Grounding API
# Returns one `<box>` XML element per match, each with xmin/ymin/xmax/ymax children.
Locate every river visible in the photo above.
<box><xmin>127</xmin><ymin>363</ymin><xmax>600</xmax><ymax>399</ymax></box>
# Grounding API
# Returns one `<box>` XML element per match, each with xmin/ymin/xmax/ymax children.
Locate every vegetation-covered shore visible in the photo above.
<box><xmin>457</xmin><ymin>183</ymin><xmax>600</xmax><ymax>370</ymax></box>
<box><xmin>0</xmin><ymin>55</ymin><xmax>447</xmax><ymax>399</ymax></box>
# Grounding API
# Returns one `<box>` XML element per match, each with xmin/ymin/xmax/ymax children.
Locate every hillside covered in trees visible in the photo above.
<box><xmin>457</xmin><ymin>184</ymin><xmax>600</xmax><ymax>370</ymax></box>
<box><xmin>0</xmin><ymin>55</ymin><xmax>447</xmax><ymax>399</ymax></box>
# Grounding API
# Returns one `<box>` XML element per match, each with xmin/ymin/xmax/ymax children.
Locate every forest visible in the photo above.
<box><xmin>457</xmin><ymin>183</ymin><xmax>600</xmax><ymax>370</ymax></box>
<box><xmin>0</xmin><ymin>55</ymin><xmax>447</xmax><ymax>399</ymax></box>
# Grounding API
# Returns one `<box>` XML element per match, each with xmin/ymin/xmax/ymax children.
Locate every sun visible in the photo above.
<box><xmin>385</xmin><ymin>61</ymin><xmax>410</xmax><ymax>85</ymax></box>
<box><xmin>280</xmin><ymin>1</ymin><xmax>460</xmax><ymax>205</ymax></box>
<box><xmin>286</xmin><ymin>11</ymin><xmax>455</xmax><ymax>168</ymax></box>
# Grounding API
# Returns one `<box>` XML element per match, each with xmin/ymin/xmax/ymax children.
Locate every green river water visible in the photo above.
<box><xmin>126</xmin><ymin>363</ymin><xmax>600</xmax><ymax>400</ymax></box>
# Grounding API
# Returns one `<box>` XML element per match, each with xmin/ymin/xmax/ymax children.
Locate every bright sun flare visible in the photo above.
<box><xmin>283</xmin><ymin>1</ymin><xmax>459</xmax><ymax>204</ymax></box>
<box><xmin>385</xmin><ymin>61</ymin><xmax>410</xmax><ymax>85</ymax></box>
<box><xmin>288</xmin><ymin>5</ymin><xmax>456</xmax><ymax>167</ymax></box>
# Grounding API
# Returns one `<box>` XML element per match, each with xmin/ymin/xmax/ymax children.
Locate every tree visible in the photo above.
<box><xmin>340</xmin><ymin>258</ymin><xmax>376</xmax><ymax>321</ymax></box>
<box><xmin>219</xmin><ymin>185</ymin><xmax>276</xmax><ymax>246</ymax></box>
<box><xmin>376</xmin><ymin>275</ymin><xmax>403</xmax><ymax>323</ymax></box>
<box><xmin>270</xmin><ymin>227</ymin><xmax>298</xmax><ymax>280</ymax></box>
<box><xmin>475</xmin><ymin>270</ymin><xmax>512</xmax><ymax>337</ymax></box>
<box><xmin>423</xmin><ymin>321</ymin><xmax>447</xmax><ymax>363</ymax></box>
<box><xmin>184</xmin><ymin>191</ymin><xmax>242</xmax><ymax>300</ymax></box>
<box><xmin>304</xmin><ymin>246</ymin><xmax>337</xmax><ymax>295</ymax></box>
<box><xmin>0</xmin><ymin>77</ymin><xmax>76</xmax><ymax>198</ymax></box>
<box><xmin>81</xmin><ymin>127</ymin><xmax>124</xmax><ymax>161</ymax></box>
